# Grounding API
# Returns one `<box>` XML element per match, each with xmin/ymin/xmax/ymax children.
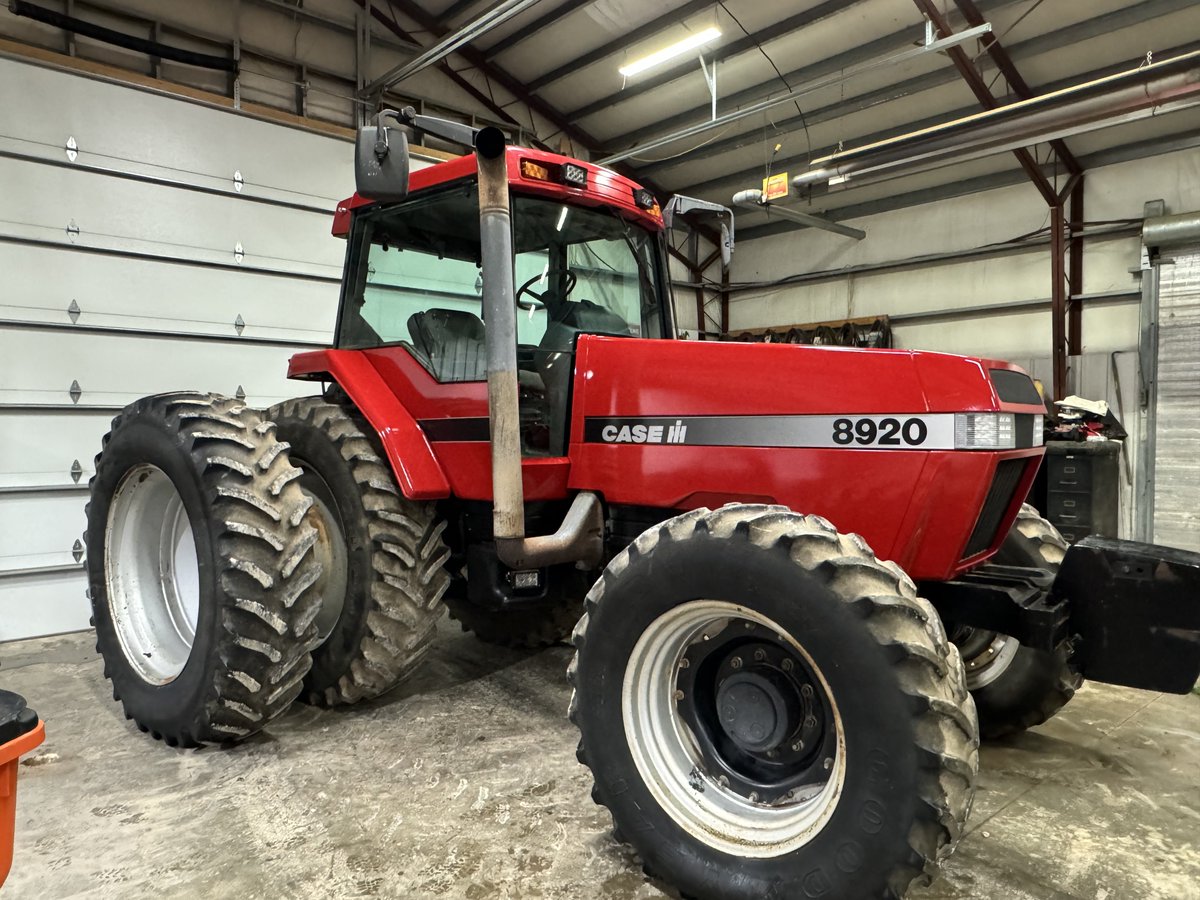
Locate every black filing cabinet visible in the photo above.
<box><xmin>1039</xmin><ymin>440</ymin><xmax>1121</xmax><ymax>542</ymax></box>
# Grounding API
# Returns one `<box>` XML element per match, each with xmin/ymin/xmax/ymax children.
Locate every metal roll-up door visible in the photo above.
<box><xmin>1140</xmin><ymin>212</ymin><xmax>1200</xmax><ymax>550</ymax></box>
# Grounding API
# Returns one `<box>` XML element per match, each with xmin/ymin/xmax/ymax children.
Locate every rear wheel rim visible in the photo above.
<box><xmin>294</xmin><ymin>462</ymin><xmax>348</xmax><ymax>646</ymax></box>
<box><xmin>105</xmin><ymin>465</ymin><xmax>200</xmax><ymax>684</ymax></box>
<box><xmin>956</xmin><ymin>628</ymin><xmax>1020</xmax><ymax>689</ymax></box>
<box><xmin>622</xmin><ymin>600</ymin><xmax>845</xmax><ymax>858</ymax></box>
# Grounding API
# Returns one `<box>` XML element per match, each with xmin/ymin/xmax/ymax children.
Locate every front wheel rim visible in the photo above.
<box><xmin>621</xmin><ymin>600</ymin><xmax>846</xmax><ymax>858</ymax></box>
<box><xmin>105</xmin><ymin>464</ymin><xmax>201</xmax><ymax>684</ymax></box>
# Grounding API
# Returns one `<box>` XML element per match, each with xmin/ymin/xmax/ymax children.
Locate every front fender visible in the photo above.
<box><xmin>288</xmin><ymin>350</ymin><xmax>451</xmax><ymax>500</ymax></box>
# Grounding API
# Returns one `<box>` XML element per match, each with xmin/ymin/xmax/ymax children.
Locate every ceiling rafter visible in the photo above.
<box><xmin>953</xmin><ymin>0</ymin><xmax>1081</xmax><ymax>176</ymax></box>
<box><xmin>482</xmin><ymin>0</ymin><xmax>594</xmax><ymax>59</ymax></box>
<box><xmin>564</xmin><ymin>0</ymin><xmax>861</xmax><ymax>122</ymax></box>
<box><xmin>685</xmin><ymin>35</ymin><xmax>1200</xmax><ymax>206</ymax></box>
<box><xmin>627</xmin><ymin>0</ymin><xmax>1195</xmax><ymax>181</ymax></box>
<box><xmin>379</xmin><ymin>0</ymin><xmax>604</xmax><ymax>153</ymax></box>
<box><xmin>354</xmin><ymin>0</ymin><xmax>528</xmax><ymax>134</ymax></box>
<box><xmin>736</xmin><ymin>125</ymin><xmax>1200</xmax><ymax>242</ymax></box>
<box><xmin>605</xmin><ymin>0</ymin><xmax>1020</xmax><ymax>154</ymax></box>
<box><xmin>524</xmin><ymin>0</ymin><xmax>712</xmax><ymax>93</ymax></box>
<box><xmin>912</xmin><ymin>0</ymin><xmax>1057</xmax><ymax>206</ymax></box>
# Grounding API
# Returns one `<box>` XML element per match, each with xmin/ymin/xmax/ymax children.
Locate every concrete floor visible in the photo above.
<box><xmin>2</xmin><ymin>623</ymin><xmax>1198</xmax><ymax>900</ymax></box>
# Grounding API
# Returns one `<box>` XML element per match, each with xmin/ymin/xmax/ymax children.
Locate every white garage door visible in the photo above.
<box><xmin>1152</xmin><ymin>242</ymin><xmax>1200</xmax><ymax>550</ymax></box>
<box><xmin>0</xmin><ymin>57</ymin><xmax>430</xmax><ymax>640</ymax></box>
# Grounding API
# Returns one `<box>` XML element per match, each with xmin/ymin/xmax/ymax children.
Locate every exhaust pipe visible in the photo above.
<box><xmin>474</xmin><ymin>128</ymin><xmax>603</xmax><ymax>571</ymax></box>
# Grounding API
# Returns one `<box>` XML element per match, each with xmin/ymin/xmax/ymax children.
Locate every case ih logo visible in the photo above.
<box><xmin>598</xmin><ymin>420</ymin><xmax>689</xmax><ymax>444</ymax></box>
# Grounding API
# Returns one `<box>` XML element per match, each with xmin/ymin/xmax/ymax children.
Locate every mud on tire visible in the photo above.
<box><xmin>85</xmin><ymin>392</ymin><xmax>322</xmax><ymax>747</ymax></box>
<box><xmin>569</xmin><ymin>504</ymin><xmax>979</xmax><ymax>900</ymax></box>
<box><xmin>267</xmin><ymin>397</ymin><xmax>450</xmax><ymax>705</ymax></box>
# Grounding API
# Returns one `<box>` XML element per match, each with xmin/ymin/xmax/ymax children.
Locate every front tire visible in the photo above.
<box><xmin>957</xmin><ymin>504</ymin><xmax>1082</xmax><ymax>739</ymax></box>
<box><xmin>86</xmin><ymin>393</ymin><xmax>323</xmax><ymax>746</ymax></box>
<box><xmin>569</xmin><ymin>505</ymin><xmax>978</xmax><ymax>899</ymax></box>
<box><xmin>266</xmin><ymin>397</ymin><xmax>450</xmax><ymax>706</ymax></box>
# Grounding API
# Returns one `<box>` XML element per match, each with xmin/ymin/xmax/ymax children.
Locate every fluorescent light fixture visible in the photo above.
<box><xmin>619</xmin><ymin>27</ymin><xmax>720</xmax><ymax>77</ymax></box>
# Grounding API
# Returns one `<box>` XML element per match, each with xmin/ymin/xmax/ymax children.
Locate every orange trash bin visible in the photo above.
<box><xmin>0</xmin><ymin>690</ymin><xmax>44</xmax><ymax>889</ymax></box>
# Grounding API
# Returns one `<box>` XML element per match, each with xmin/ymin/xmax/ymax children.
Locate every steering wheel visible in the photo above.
<box><xmin>515</xmin><ymin>268</ymin><xmax>577</xmax><ymax>311</ymax></box>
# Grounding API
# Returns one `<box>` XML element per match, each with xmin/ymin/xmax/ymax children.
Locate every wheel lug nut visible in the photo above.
<box><xmin>718</xmin><ymin>775</ymin><xmax>730</xmax><ymax>788</ymax></box>
<box><xmin>767</xmin><ymin>749</ymin><xmax>778</xmax><ymax>758</ymax></box>
<box><xmin>674</xmin><ymin>689</ymin><xmax>684</xmax><ymax>701</ymax></box>
<box><xmin>748</xmin><ymin>791</ymin><xmax>759</xmax><ymax>803</ymax></box>
<box><xmin>791</xmin><ymin>740</ymin><xmax>804</xmax><ymax>752</ymax></box>
<box><xmin>805</xmin><ymin>715</ymin><xmax>817</xmax><ymax>728</ymax></box>
<box><xmin>730</xmin><ymin>657</ymin><xmax>743</xmax><ymax>670</ymax></box>
<box><xmin>781</xmin><ymin>659</ymin><xmax>794</xmax><ymax>672</ymax></box>
<box><xmin>800</xmin><ymin>684</ymin><xmax>813</xmax><ymax>699</ymax></box>
<box><xmin>753</xmin><ymin>649</ymin><xmax>767</xmax><ymax>662</ymax></box>
<box><xmin>679</xmin><ymin>658</ymin><xmax>690</xmax><ymax>669</ymax></box>
<box><xmin>823</xmin><ymin>757</ymin><xmax>833</xmax><ymax>770</ymax></box>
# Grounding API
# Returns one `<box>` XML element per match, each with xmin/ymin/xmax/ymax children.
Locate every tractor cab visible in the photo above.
<box><xmin>330</xmin><ymin>146</ymin><xmax>675</xmax><ymax>457</ymax></box>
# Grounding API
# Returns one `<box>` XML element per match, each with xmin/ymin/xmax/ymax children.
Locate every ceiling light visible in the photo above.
<box><xmin>618</xmin><ymin>27</ymin><xmax>720</xmax><ymax>77</ymax></box>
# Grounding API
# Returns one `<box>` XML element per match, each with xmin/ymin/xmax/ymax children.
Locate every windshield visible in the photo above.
<box><xmin>337</xmin><ymin>182</ymin><xmax>668</xmax><ymax>382</ymax></box>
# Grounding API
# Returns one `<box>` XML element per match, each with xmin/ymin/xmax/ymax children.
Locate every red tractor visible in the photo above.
<box><xmin>84</xmin><ymin>111</ymin><xmax>1200</xmax><ymax>899</ymax></box>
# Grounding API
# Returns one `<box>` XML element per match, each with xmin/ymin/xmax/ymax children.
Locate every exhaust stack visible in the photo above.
<box><xmin>473</xmin><ymin>128</ymin><xmax>603</xmax><ymax>570</ymax></box>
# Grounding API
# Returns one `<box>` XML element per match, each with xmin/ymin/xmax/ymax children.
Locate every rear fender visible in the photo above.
<box><xmin>287</xmin><ymin>350</ymin><xmax>450</xmax><ymax>499</ymax></box>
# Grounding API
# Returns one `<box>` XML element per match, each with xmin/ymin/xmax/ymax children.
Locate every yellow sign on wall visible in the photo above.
<box><xmin>763</xmin><ymin>172</ymin><xmax>789</xmax><ymax>201</ymax></box>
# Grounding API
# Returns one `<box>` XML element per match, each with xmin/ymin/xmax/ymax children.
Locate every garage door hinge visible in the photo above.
<box><xmin>234</xmin><ymin>314</ymin><xmax>246</xmax><ymax>335</ymax></box>
<box><xmin>66</xmin><ymin>219</ymin><xmax>80</xmax><ymax>242</ymax></box>
<box><xmin>234</xmin><ymin>242</ymin><xmax>244</xmax><ymax>264</ymax></box>
<box><xmin>72</xmin><ymin>539</ymin><xmax>84</xmax><ymax>563</ymax></box>
<box><xmin>70</xmin><ymin>459</ymin><xmax>83</xmax><ymax>483</ymax></box>
<box><xmin>65</xmin><ymin>135</ymin><xmax>78</xmax><ymax>162</ymax></box>
<box><xmin>234</xmin><ymin>170</ymin><xmax>244</xmax><ymax>192</ymax></box>
<box><xmin>68</xmin><ymin>299</ymin><xmax>81</xmax><ymax>323</ymax></box>
<box><xmin>69</xmin><ymin>380</ymin><xmax>82</xmax><ymax>404</ymax></box>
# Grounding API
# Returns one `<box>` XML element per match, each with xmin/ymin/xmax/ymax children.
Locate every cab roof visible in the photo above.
<box><xmin>332</xmin><ymin>145</ymin><xmax>663</xmax><ymax>237</ymax></box>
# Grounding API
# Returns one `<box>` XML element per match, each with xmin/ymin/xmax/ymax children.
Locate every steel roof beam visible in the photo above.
<box><xmin>362</xmin><ymin>0</ymin><xmax>545</xmax><ymax>94</ymax></box>
<box><xmin>736</xmin><ymin>126</ymin><xmax>1200</xmax><ymax>242</ymax></box>
<box><xmin>482</xmin><ymin>0</ymin><xmax>594</xmax><ymax>59</ymax></box>
<box><xmin>599</xmin><ymin>24</ymin><xmax>992</xmax><ymax>167</ymax></box>
<box><xmin>247</xmin><ymin>0</ymin><xmax>420</xmax><ymax>51</ymax></box>
<box><xmin>630</xmin><ymin>0</ymin><xmax>1195</xmax><ymax>180</ymax></box>
<box><xmin>356</xmin><ymin>0</ymin><xmax>529</xmax><ymax>135</ymax></box>
<box><xmin>566</xmin><ymin>0</ymin><xmax>862</xmax><ymax>121</ymax></box>
<box><xmin>605</xmin><ymin>0</ymin><xmax>1020</xmax><ymax>153</ymax></box>
<box><xmin>524</xmin><ymin>0</ymin><xmax>712</xmax><ymax>92</ymax></box>
<box><xmin>912</xmin><ymin>0</ymin><xmax>1056</xmax><ymax>207</ymax></box>
<box><xmin>953</xmin><ymin>0</ymin><xmax>1081</xmax><ymax>176</ymax></box>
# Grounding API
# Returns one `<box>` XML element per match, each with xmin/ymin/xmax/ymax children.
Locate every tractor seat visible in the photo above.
<box><xmin>407</xmin><ymin>308</ymin><xmax>487</xmax><ymax>382</ymax></box>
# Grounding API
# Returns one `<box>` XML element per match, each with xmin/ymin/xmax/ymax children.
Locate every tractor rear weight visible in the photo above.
<box><xmin>926</xmin><ymin>537</ymin><xmax>1200</xmax><ymax>695</ymax></box>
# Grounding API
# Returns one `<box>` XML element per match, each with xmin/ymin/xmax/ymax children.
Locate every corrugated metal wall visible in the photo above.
<box><xmin>0</xmin><ymin>56</ymin><xmax>375</xmax><ymax>640</ymax></box>
<box><xmin>1152</xmin><ymin>243</ymin><xmax>1200</xmax><ymax>550</ymax></box>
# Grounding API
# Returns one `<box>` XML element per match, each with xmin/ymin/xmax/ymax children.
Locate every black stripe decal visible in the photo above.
<box><xmin>419</xmin><ymin>417</ymin><xmax>490</xmax><ymax>442</ymax></box>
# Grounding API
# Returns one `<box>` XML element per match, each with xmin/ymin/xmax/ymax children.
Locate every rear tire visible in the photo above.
<box><xmin>958</xmin><ymin>504</ymin><xmax>1082</xmax><ymax>739</ymax></box>
<box><xmin>569</xmin><ymin>505</ymin><xmax>978</xmax><ymax>900</ymax></box>
<box><xmin>266</xmin><ymin>397</ymin><xmax>450</xmax><ymax>706</ymax></box>
<box><xmin>86</xmin><ymin>393</ymin><xmax>322</xmax><ymax>746</ymax></box>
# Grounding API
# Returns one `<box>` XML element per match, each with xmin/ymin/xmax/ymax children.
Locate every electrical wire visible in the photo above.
<box><xmin>716</xmin><ymin>0</ymin><xmax>812</xmax><ymax>167</ymax></box>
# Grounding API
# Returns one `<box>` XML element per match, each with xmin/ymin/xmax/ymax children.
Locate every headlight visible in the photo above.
<box><xmin>954</xmin><ymin>412</ymin><xmax>1015</xmax><ymax>449</ymax></box>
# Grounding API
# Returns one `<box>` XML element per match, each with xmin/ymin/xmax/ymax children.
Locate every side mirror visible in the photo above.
<box><xmin>662</xmin><ymin>195</ymin><xmax>735</xmax><ymax>268</ymax></box>
<box><xmin>355</xmin><ymin>119</ymin><xmax>410</xmax><ymax>201</ymax></box>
